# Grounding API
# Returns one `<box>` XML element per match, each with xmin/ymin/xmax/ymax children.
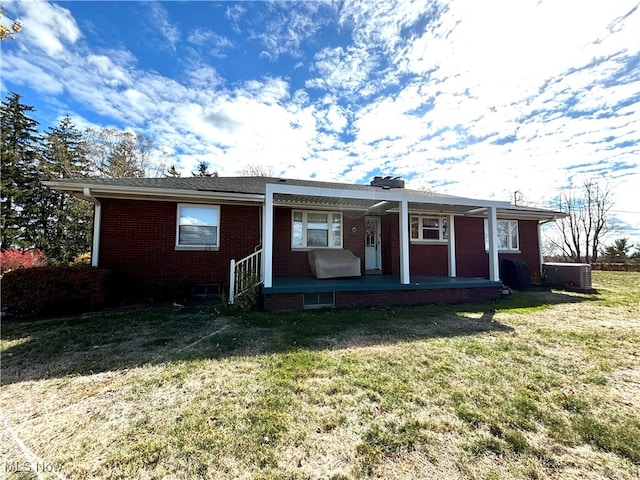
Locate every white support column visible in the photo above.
<box><xmin>399</xmin><ymin>200</ymin><xmax>410</xmax><ymax>284</ymax></box>
<box><xmin>263</xmin><ymin>186</ymin><xmax>274</xmax><ymax>288</ymax></box>
<box><xmin>91</xmin><ymin>204</ymin><xmax>101</xmax><ymax>267</ymax></box>
<box><xmin>448</xmin><ymin>214</ymin><xmax>456</xmax><ymax>277</ymax></box>
<box><xmin>83</xmin><ymin>188</ymin><xmax>101</xmax><ymax>267</ymax></box>
<box><xmin>487</xmin><ymin>206</ymin><xmax>500</xmax><ymax>281</ymax></box>
<box><xmin>537</xmin><ymin>221</ymin><xmax>544</xmax><ymax>278</ymax></box>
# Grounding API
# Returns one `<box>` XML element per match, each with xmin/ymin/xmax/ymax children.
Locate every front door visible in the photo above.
<box><xmin>365</xmin><ymin>216</ymin><xmax>382</xmax><ymax>272</ymax></box>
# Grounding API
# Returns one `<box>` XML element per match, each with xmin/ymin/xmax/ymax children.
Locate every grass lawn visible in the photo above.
<box><xmin>1</xmin><ymin>271</ymin><xmax>639</xmax><ymax>479</ymax></box>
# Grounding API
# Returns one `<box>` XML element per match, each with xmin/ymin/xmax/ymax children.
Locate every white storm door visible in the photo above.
<box><xmin>365</xmin><ymin>216</ymin><xmax>382</xmax><ymax>271</ymax></box>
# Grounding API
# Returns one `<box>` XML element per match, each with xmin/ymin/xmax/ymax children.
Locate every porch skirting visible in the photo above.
<box><xmin>261</xmin><ymin>275</ymin><xmax>502</xmax><ymax>311</ymax></box>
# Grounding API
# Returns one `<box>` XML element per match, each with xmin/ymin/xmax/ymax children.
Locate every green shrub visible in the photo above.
<box><xmin>1</xmin><ymin>265</ymin><xmax>115</xmax><ymax>318</ymax></box>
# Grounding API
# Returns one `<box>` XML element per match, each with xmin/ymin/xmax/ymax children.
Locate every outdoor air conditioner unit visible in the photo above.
<box><xmin>542</xmin><ymin>263</ymin><xmax>592</xmax><ymax>290</ymax></box>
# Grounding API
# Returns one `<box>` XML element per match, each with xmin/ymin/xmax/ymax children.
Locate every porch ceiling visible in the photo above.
<box><xmin>274</xmin><ymin>193</ymin><xmax>381</xmax><ymax>211</ymax></box>
<box><xmin>273</xmin><ymin>193</ymin><xmax>486</xmax><ymax>215</ymax></box>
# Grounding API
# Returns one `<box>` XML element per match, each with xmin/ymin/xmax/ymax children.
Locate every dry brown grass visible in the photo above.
<box><xmin>1</xmin><ymin>271</ymin><xmax>639</xmax><ymax>479</ymax></box>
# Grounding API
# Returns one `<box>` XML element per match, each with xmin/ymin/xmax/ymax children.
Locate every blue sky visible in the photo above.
<box><xmin>2</xmin><ymin>0</ymin><xmax>639</xmax><ymax>246</ymax></box>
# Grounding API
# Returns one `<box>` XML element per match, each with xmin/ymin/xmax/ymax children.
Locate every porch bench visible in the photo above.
<box><xmin>308</xmin><ymin>249</ymin><xmax>361</xmax><ymax>279</ymax></box>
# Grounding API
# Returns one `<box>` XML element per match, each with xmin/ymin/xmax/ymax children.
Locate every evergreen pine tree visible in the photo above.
<box><xmin>165</xmin><ymin>164</ymin><xmax>182</xmax><ymax>178</ymax></box>
<box><xmin>192</xmin><ymin>161</ymin><xmax>217</xmax><ymax>177</ymax></box>
<box><xmin>0</xmin><ymin>92</ymin><xmax>42</xmax><ymax>250</ymax></box>
<box><xmin>40</xmin><ymin>115</ymin><xmax>93</xmax><ymax>263</ymax></box>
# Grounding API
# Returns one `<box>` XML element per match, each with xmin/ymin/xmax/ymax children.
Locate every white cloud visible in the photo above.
<box><xmin>187</xmin><ymin>29</ymin><xmax>233</xmax><ymax>57</ymax></box>
<box><xmin>225</xmin><ymin>4</ymin><xmax>246</xmax><ymax>23</ymax></box>
<box><xmin>251</xmin><ymin>1</ymin><xmax>336</xmax><ymax>60</ymax></box>
<box><xmin>147</xmin><ymin>1</ymin><xmax>180</xmax><ymax>50</ymax></box>
<box><xmin>240</xmin><ymin>77</ymin><xmax>291</xmax><ymax>104</ymax></box>
<box><xmin>86</xmin><ymin>55</ymin><xmax>132</xmax><ymax>88</ymax></box>
<box><xmin>307</xmin><ymin>46</ymin><xmax>376</xmax><ymax>95</ymax></box>
<box><xmin>185</xmin><ymin>65</ymin><xmax>224</xmax><ymax>90</ymax></box>
<box><xmin>12</xmin><ymin>0</ymin><xmax>80</xmax><ymax>56</ymax></box>
<box><xmin>0</xmin><ymin>54</ymin><xmax>64</xmax><ymax>94</ymax></box>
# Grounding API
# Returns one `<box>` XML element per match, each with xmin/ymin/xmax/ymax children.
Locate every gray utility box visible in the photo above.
<box><xmin>542</xmin><ymin>263</ymin><xmax>592</xmax><ymax>290</ymax></box>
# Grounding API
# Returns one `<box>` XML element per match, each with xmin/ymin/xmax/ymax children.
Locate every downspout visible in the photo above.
<box><xmin>83</xmin><ymin>188</ymin><xmax>101</xmax><ymax>267</ymax></box>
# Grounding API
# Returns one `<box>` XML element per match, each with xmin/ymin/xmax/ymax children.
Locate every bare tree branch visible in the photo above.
<box><xmin>553</xmin><ymin>178</ymin><xmax>615</xmax><ymax>263</ymax></box>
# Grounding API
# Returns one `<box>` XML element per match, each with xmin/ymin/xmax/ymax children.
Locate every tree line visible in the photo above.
<box><xmin>0</xmin><ymin>92</ymin><xmax>216</xmax><ymax>265</ymax></box>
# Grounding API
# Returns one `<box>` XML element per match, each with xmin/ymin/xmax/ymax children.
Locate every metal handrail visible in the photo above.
<box><xmin>229</xmin><ymin>248</ymin><xmax>263</xmax><ymax>304</ymax></box>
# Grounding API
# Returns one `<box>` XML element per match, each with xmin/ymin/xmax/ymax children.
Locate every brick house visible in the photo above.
<box><xmin>44</xmin><ymin>176</ymin><xmax>565</xmax><ymax>310</ymax></box>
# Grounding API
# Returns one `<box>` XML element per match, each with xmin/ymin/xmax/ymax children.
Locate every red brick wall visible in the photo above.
<box><xmin>454</xmin><ymin>216</ymin><xmax>488</xmax><ymax>278</ymax></box>
<box><xmin>500</xmin><ymin>220</ymin><xmax>541</xmax><ymax>278</ymax></box>
<box><xmin>98</xmin><ymin>199</ymin><xmax>261</xmax><ymax>291</ymax></box>
<box><xmin>344</xmin><ymin>211</ymin><xmax>366</xmax><ymax>271</ymax></box>
<box><xmin>262</xmin><ymin>286</ymin><xmax>501</xmax><ymax>311</ymax></box>
<box><xmin>272</xmin><ymin>207</ymin><xmax>366</xmax><ymax>277</ymax></box>
<box><xmin>454</xmin><ymin>217</ymin><xmax>541</xmax><ymax>279</ymax></box>
<box><xmin>335</xmin><ymin>287</ymin><xmax>501</xmax><ymax>308</ymax></box>
<box><xmin>97</xmin><ymin>197</ymin><xmax>542</xmax><ymax>299</ymax></box>
<box><xmin>381</xmin><ymin>213</ymin><xmax>399</xmax><ymax>275</ymax></box>
<box><xmin>409</xmin><ymin>244</ymin><xmax>449</xmax><ymax>275</ymax></box>
<box><xmin>382</xmin><ymin>212</ymin><xmax>450</xmax><ymax>276</ymax></box>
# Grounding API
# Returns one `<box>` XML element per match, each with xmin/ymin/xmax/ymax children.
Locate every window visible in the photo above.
<box><xmin>484</xmin><ymin>219</ymin><xmax>519</xmax><ymax>251</ymax></box>
<box><xmin>176</xmin><ymin>204</ymin><xmax>220</xmax><ymax>249</ymax></box>
<box><xmin>292</xmin><ymin>210</ymin><xmax>342</xmax><ymax>248</ymax></box>
<box><xmin>410</xmin><ymin>216</ymin><xmax>448</xmax><ymax>242</ymax></box>
<box><xmin>303</xmin><ymin>292</ymin><xmax>335</xmax><ymax>308</ymax></box>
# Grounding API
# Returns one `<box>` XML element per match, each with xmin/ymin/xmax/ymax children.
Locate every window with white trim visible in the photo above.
<box><xmin>484</xmin><ymin>219</ymin><xmax>519</xmax><ymax>251</ymax></box>
<box><xmin>292</xmin><ymin>210</ymin><xmax>342</xmax><ymax>248</ymax></box>
<box><xmin>176</xmin><ymin>204</ymin><xmax>220</xmax><ymax>249</ymax></box>
<box><xmin>410</xmin><ymin>216</ymin><xmax>449</xmax><ymax>242</ymax></box>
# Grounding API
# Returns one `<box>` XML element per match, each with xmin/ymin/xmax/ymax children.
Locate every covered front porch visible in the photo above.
<box><xmin>262</xmin><ymin>275</ymin><xmax>503</xmax><ymax>311</ymax></box>
<box><xmin>261</xmin><ymin>183</ymin><xmax>512</xmax><ymax>290</ymax></box>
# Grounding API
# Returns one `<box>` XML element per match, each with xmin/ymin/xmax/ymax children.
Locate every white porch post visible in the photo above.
<box><xmin>537</xmin><ymin>222</ymin><xmax>544</xmax><ymax>277</ymax></box>
<box><xmin>399</xmin><ymin>200</ymin><xmax>410</xmax><ymax>284</ymax></box>
<box><xmin>83</xmin><ymin>188</ymin><xmax>101</xmax><ymax>267</ymax></box>
<box><xmin>448</xmin><ymin>214</ymin><xmax>456</xmax><ymax>277</ymax></box>
<box><xmin>263</xmin><ymin>186</ymin><xmax>274</xmax><ymax>288</ymax></box>
<box><xmin>487</xmin><ymin>206</ymin><xmax>500</xmax><ymax>281</ymax></box>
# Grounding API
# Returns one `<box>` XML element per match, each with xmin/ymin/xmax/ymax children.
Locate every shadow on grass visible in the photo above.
<box><xmin>0</xmin><ymin>287</ymin><xmax>597</xmax><ymax>385</ymax></box>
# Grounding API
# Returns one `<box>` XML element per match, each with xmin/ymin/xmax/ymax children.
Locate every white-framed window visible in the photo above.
<box><xmin>410</xmin><ymin>216</ymin><xmax>449</xmax><ymax>242</ymax></box>
<box><xmin>176</xmin><ymin>204</ymin><xmax>220</xmax><ymax>250</ymax></box>
<box><xmin>292</xmin><ymin>210</ymin><xmax>342</xmax><ymax>249</ymax></box>
<box><xmin>484</xmin><ymin>219</ymin><xmax>519</xmax><ymax>251</ymax></box>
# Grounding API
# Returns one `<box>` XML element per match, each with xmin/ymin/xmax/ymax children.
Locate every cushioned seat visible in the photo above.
<box><xmin>308</xmin><ymin>249</ymin><xmax>361</xmax><ymax>279</ymax></box>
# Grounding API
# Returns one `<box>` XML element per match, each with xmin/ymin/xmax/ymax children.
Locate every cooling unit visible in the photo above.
<box><xmin>542</xmin><ymin>263</ymin><xmax>592</xmax><ymax>290</ymax></box>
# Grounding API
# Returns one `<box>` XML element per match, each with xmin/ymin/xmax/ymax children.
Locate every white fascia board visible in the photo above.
<box><xmin>499</xmin><ymin>210</ymin><xmax>568</xmax><ymax>221</ymax></box>
<box><xmin>461</xmin><ymin>205</ymin><xmax>568</xmax><ymax>222</ymax></box>
<box><xmin>43</xmin><ymin>181</ymin><xmax>264</xmax><ymax>204</ymax></box>
<box><xmin>265</xmin><ymin>183</ymin><xmax>511</xmax><ymax>209</ymax></box>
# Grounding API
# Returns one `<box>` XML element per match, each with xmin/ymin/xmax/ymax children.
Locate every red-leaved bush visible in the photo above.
<box><xmin>0</xmin><ymin>249</ymin><xmax>46</xmax><ymax>274</ymax></box>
